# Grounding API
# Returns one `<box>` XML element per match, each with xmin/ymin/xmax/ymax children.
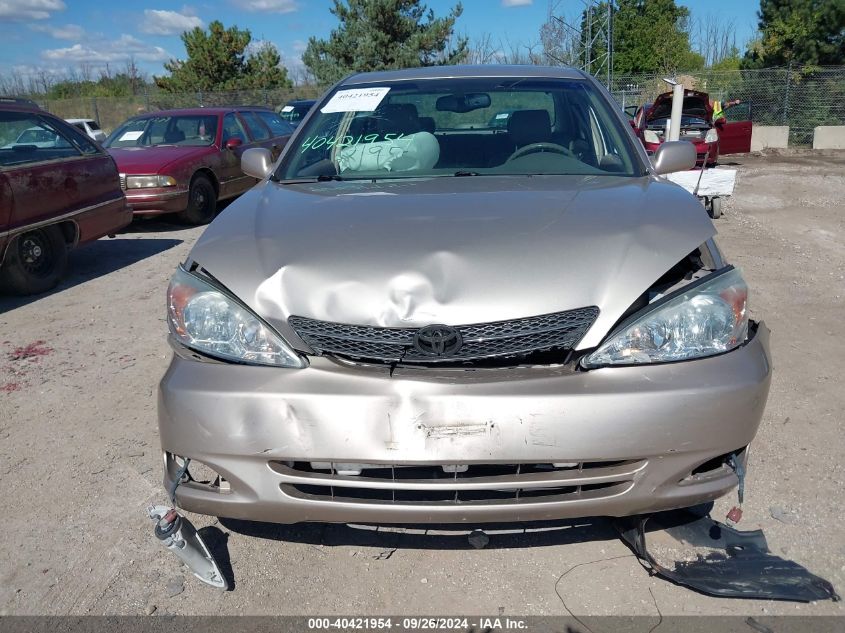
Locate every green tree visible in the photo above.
<box><xmin>303</xmin><ymin>0</ymin><xmax>468</xmax><ymax>85</ymax></box>
<box><xmin>610</xmin><ymin>0</ymin><xmax>704</xmax><ymax>74</ymax></box>
<box><xmin>244</xmin><ymin>42</ymin><xmax>292</xmax><ymax>89</ymax></box>
<box><xmin>155</xmin><ymin>21</ymin><xmax>291</xmax><ymax>92</ymax></box>
<box><xmin>743</xmin><ymin>0</ymin><xmax>845</xmax><ymax>68</ymax></box>
<box><xmin>711</xmin><ymin>47</ymin><xmax>743</xmax><ymax>71</ymax></box>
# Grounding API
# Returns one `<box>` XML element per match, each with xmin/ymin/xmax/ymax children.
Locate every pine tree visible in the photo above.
<box><xmin>155</xmin><ymin>21</ymin><xmax>292</xmax><ymax>92</ymax></box>
<box><xmin>303</xmin><ymin>0</ymin><xmax>468</xmax><ymax>85</ymax></box>
<box><xmin>744</xmin><ymin>0</ymin><xmax>845</xmax><ymax>67</ymax></box>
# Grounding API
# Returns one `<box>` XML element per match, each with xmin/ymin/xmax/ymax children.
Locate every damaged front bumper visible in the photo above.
<box><xmin>158</xmin><ymin>324</ymin><xmax>771</xmax><ymax>525</ymax></box>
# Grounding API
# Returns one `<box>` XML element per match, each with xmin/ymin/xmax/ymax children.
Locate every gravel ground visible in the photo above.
<box><xmin>1</xmin><ymin>152</ymin><xmax>843</xmax><ymax>618</ymax></box>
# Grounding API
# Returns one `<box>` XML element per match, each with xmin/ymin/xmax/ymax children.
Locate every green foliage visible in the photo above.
<box><xmin>155</xmin><ymin>21</ymin><xmax>292</xmax><ymax>92</ymax></box>
<box><xmin>47</xmin><ymin>73</ymin><xmax>146</xmax><ymax>100</ymax></box>
<box><xmin>243</xmin><ymin>43</ymin><xmax>292</xmax><ymax>90</ymax></box>
<box><xmin>610</xmin><ymin>0</ymin><xmax>703</xmax><ymax>74</ymax></box>
<box><xmin>743</xmin><ymin>0</ymin><xmax>845</xmax><ymax>68</ymax></box>
<box><xmin>711</xmin><ymin>47</ymin><xmax>743</xmax><ymax>71</ymax></box>
<box><xmin>303</xmin><ymin>0</ymin><xmax>468</xmax><ymax>85</ymax></box>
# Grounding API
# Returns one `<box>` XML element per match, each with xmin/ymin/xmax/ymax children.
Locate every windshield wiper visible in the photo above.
<box><xmin>274</xmin><ymin>174</ymin><xmax>349</xmax><ymax>185</ymax></box>
<box><xmin>453</xmin><ymin>170</ymin><xmax>481</xmax><ymax>177</ymax></box>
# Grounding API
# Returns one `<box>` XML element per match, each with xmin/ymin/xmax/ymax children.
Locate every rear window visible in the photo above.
<box><xmin>255</xmin><ymin>110</ymin><xmax>295</xmax><ymax>137</ymax></box>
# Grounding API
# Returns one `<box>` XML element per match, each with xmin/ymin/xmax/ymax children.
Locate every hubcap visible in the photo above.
<box><xmin>19</xmin><ymin>233</ymin><xmax>53</xmax><ymax>276</ymax></box>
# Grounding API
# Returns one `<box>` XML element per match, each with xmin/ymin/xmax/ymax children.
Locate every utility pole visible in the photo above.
<box><xmin>547</xmin><ymin>1</ymin><xmax>614</xmax><ymax>89</ymax></box>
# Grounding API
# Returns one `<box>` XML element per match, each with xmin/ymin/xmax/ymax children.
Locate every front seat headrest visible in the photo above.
<box><xmin>507</xmin><ymin>110</ymin><xmax>551</xmax><ymax>147</ymax></box>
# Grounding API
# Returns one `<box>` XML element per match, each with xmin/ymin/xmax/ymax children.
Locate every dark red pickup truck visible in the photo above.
<box><xmin>105</xmin><ymin>107</ymin><xmax>295</xmax><ymax>224</ymax></box>
<box><xmin>0</xmin><ymin>99</ymin><xmax>131</xmax><ymax>295</ymax></box>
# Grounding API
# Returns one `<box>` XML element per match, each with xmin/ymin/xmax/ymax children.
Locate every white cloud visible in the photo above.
<box><xmin>41</xmin><ymin>34</ymin><xmax>171</xmax><ymax>64</ymax></box>
<box><xmin>232</xmin><ymin>0</ymin><xmax>297</xmax><ymax>14</ymax></box>
<box><xmin>502</xmin><ymin>0</ymin><xmax>532</xmax><ymax>6</ymax></box>
<box><xmin>30</xmin><ymin>22</ymin><xmax>84</xmax><ymax>39</ymax></box>
<box><xmin>139</xmin><ymin>9</ymin><xmax>203</xmax><ymax>36</ymax></box>
<box><xmin>0</xmin><ymin>0</ymin><xmax>65</xmax><ymax>21</ymax></box>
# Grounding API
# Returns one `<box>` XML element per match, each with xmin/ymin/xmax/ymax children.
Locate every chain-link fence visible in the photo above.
<box><xmin>31</xmin><ymin>66</ymin><xmax>845</xmax><ymax>146</ymax></box>
<box><xmin>35</xmin><ymin>86</ymin><xmax>325</xmax><ymax>136</ymax></box>
<box><xmin>609</xmin><ymin>65</ymin><xmax>845</xmax><ymax>146</ymax></box>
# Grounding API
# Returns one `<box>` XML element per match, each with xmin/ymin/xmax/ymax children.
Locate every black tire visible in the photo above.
<box><xmin>177</xmin><ymin>175</ymin><xmax>217</xmax><ymax>225</ymax></box>
<box><xmin>710</xmin><ymin>197</ymin><xmax>722</xmax><ymax>219</ymax></box>
<box><xmin>0</xmin><ymin>225</ymin><xmax>68</xmax><ymax>295</ymax></box>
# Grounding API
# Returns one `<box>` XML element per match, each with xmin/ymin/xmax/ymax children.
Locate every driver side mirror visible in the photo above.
<box><xmin>225</xmin><ymin>137</ymin><xmax>243</xmax><ymax>150</ymax></box>
<box><xmin>651</xmin><ymin>141</ymin><xmax>696</xmax><ymax>175</ymax></box>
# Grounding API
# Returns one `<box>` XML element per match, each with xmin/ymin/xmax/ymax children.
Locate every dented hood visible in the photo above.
<box><xmin>189</xmin><ymin>175</ymin><xmax>715</xmax><ymax>349</ymax></box>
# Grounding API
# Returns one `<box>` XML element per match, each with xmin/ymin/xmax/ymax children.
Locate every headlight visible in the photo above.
<box><xmin>126</xmin><ymin>175</ymin><xmax>177</xmax><ymax>188</ymax></box>
<box><xmin>705</xmin><ymin>128</ymin><xmax>719</xmax><ymax>143</ymax></box>
<box><xmin>582</xmin><ymin>267</ymin><xmax>748</xmax><ymax>368</ymax></box>
<box><xmin>643</xmin><ymin>130</ymin><xmax>661</xmax><ymax>144</ymax></box>
<box><xmin>167</xmin><ymin>266</ymin><xmax>306</xmax><ymax>368</ymax></box>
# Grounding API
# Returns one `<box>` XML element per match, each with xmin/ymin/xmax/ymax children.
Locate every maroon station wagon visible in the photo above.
<box><xmin>105</xmin><ymin>107</ymin><xmax>295</xmax><ymax>224</ymax></box>
<box><xmin>1</xmin><ymin>99</ymin><xmax>131</xmax><ymax>295</ymax></box>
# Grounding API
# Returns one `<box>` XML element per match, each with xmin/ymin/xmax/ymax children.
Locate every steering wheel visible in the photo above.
<box><xmin>506</xmin><ymin>142</ymin><xmax>573</xmax><ymax>162</ymax></box>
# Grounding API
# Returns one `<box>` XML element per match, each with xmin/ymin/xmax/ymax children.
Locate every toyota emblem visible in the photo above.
<box><xmin>413</xmin><ymin>324</ymin><xmax>462</xmax><ymax>357</ymax></box>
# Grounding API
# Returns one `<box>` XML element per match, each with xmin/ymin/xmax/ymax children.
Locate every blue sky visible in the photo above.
<box><xmin>0</xmin><ymin>0</ymin><xmax>761</xmax><ymax>81</ymax></box>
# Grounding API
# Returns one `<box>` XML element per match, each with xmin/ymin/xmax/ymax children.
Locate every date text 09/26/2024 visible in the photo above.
<box><xmin>307</xmin><ymin>617</ymin><xmax>528</xmax><ymax>630</ymax></box>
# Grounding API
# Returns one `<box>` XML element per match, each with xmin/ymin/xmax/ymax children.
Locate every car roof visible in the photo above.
<box><xmin>0</xmin><ymin>97</ymin><xmax>41</xmax><ymax>111</ymax></box>
<box><xmin>342</xmin><ymin>64</ymin><xmax>588</xmax><ymax>86</ymax></box>
<box><xmin>286</xmin><ymin>99</ymin><xmax>316</xmax><ymax>105</ymax></box>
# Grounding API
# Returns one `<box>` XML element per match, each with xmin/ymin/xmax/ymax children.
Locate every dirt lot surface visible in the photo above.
<box><xmin>1</xmin><ymin>153</ymin><xmax>844</xmax><ymax>618</ymax></box>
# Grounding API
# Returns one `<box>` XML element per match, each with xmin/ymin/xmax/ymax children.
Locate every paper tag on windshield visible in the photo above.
<box><xmin>496</xmin><ymin>113</ymin><xmax>509</xmax><ymax>119</ymax></box>
<box><xmin>321</xmin><ymin>87</ymin><xmax>390</xmax><ymax>113</ymax></box>
<box><xmin>119</xmin><ymin>130</ymin><xmax>143</xmax><ymax>141</ymax></box>
<box><xmin>281</xmin><ymin>105</ymin><xmax>294</xmax><ymax>113</ymax></box>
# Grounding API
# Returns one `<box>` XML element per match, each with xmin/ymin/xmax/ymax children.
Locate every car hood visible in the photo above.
<box><xmin>647</xmin><ymin>90</ymin><xmax>712</xmax><ymax>124</ymax></box>
<box><xmin>188</xmin><ymin>176</ymin><xmax>715</xmax><ymax>350</ymax></box>
<box><xmin>107</xmin><ymin>145</ymin><xmax>213</xmax><ymax>174</ymax></box>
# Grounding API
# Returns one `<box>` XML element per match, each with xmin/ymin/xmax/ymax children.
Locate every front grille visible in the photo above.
<box><xmin>119</xmin><ymin>173</ymin><xmax>127</xmax><ymax>190</ymax></box>
<box><xmin>288</xmin><ymin>307</ymin><xmax>599</xmax><ymax>364</ymax></box>
<box><xmin>271</xmin><ymin>460</ymin><xmax>643</xmax><ymax>506</ymax></box>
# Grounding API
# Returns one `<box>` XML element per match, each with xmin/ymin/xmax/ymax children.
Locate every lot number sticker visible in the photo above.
<box><xmin>321</xmin><ymin>87</ymin><xmax>391</xmax><ymax>113</ymax></box>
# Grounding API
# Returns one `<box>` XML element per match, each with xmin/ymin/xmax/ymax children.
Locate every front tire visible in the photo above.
<box><xmin>0</xmin><ymin>226</ymin><xmax>68</xmax><ymax>295</ymax></box>
<box><xmin>178</xmin><ymin>175</ymin><xmax>217</xmax><ymax>225</ymax></box>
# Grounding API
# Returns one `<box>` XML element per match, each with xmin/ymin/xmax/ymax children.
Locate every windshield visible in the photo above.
<box><xmin>279</xmin><ymin>102</ymin><xmax>314</xmax><ymax>125</ymax></box>
<box><xmin>105</xmin><ymin>114</ymin><xmax>219</xmax><ymax>148</ymax></box>
<box><xmin>277</xmin><ymin>77</ymin><xmax>640</xmax><ymax>181</ymax></box>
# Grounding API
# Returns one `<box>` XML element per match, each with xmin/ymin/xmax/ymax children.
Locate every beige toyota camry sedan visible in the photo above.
<box><xmin>158</xmin><ymin>65</ymin><xmax>771</xmax><ymax>525</ymax></box>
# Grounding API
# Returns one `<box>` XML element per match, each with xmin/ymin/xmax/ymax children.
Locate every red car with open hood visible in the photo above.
<box><xmin>633</xmin><ymin>89</ymin><xmax>752</xmax><ymax>167</ymax></box>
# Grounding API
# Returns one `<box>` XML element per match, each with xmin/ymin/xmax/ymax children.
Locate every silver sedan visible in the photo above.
<box><xmin>158</xmin><ymin>65</ymin><xmax>770</xmax><ymax>525</ymax></box>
